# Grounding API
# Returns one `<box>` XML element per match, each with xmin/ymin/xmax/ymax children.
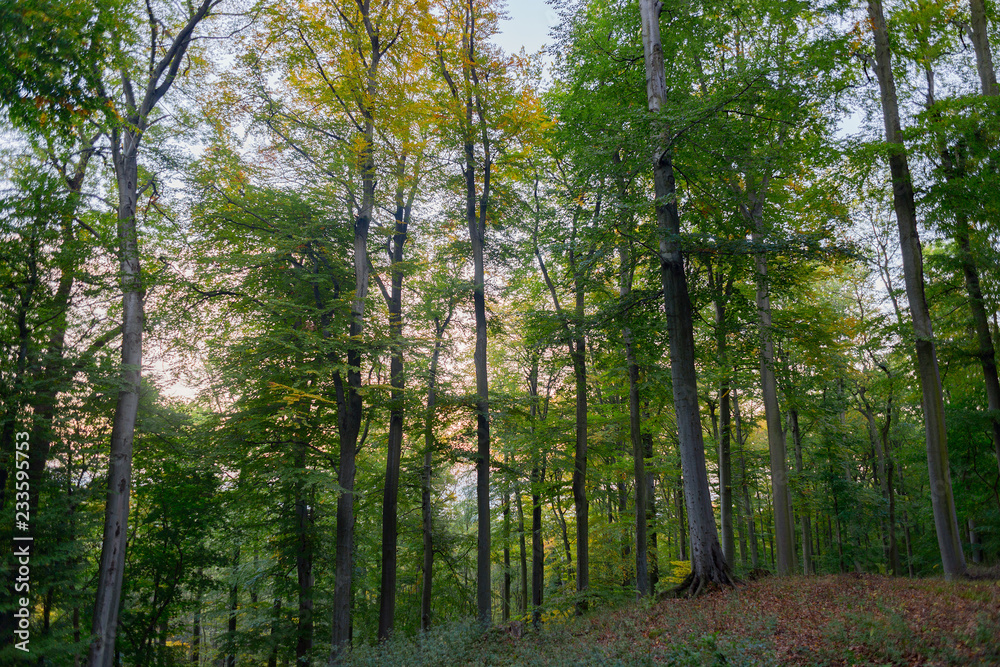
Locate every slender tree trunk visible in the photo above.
<box><xmin>502</xmin><ymin>477</ymin><xmax>511</xmax><ymax>622</ymax></box>
<box><xmin>515</xmin><ymin>484</ymin><xmax>528</xmax><ymax>616</ymax></box>
<box><xmin>734</xmin><ymin>388</ymin><xmax>759</xmax><ymax>568</ymax></box>
<box><xmin>753</xmin><ymin>215</ymin><xmax>794</xmax><ymax>575</ymax></box>
<box><xmin>614</xmin><ymin>156</ymin><xmax>650</xmax><ymax>597</ymax></box>
<box><xmin>639</xmin><ymin>0</ymin><xmax>731</xmax><ymax>593</ymax></box>
<box><xmin>969</xmin><ymin>0</ymin><xmax>999</xmax><ymax>96</ymax></box>
<box><xmin>294</xmin><ymin>441</ymin><xmax>314</xmax><ymax>664</ymax></box>
<box><xmin>790</xmin><ymin>409</ymin><xmax>812</xmax><ymax>575</ymax></box>
<box><xmin>714</xmin><ymin>279</ymin><xmax>736</xmax><ymax>564</ymax></box>
<box><xmin>89</xmin><ymin>132</ymin><xmax>143</xmax><ymax>667</ymax></box>
<box><xmin>378</xmin><ymin>179</ymin><xmax>411</xmax><ymax>641</ymax></box>
<box><xmin>675</xmin><ymin>476</ymin><xmax>687</xmax><ymax>560</ymax></box>
<box><xmin>868</xmin><ymin>0</ymin><xmax>966</xmax><ymax>579</ymax></box>
<box><xmin>227</xmin><ymin>551</ymin><xmax>238</xmax><ymax>667</ymax></box>
<box><xmin>191</xmin><ymin>590</ymin><xmax>201</xmax><ymax>665</ymax></box>
<box><xmin>570</xmin><ymin>286</ymin><xmax>589</xmax><ymax>611</ymax></box>
<box><xmin>268</xmin><ymin>597</ymin><xmax>281</xmax><ymax>667</ymax></box>
<box><xmin>421</xmin><ymin>311</ymin><xmax>451</xmax><ymax>632</ymax></box>
<box><xmin>643</xmin><ymin>431</ymin><xmax>659</xmax><ymax>589</ymax></box>
<box><xmin>527</xmin><ymin>355</ymin><xmax>545</xmax><ymax>627</ymax></box>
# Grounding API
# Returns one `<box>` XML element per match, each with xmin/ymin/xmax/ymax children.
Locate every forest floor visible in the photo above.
<box><xmin>347</xmin><ymin>571</ymin><xmax>1000</xmax><ymax>666</ymax></box>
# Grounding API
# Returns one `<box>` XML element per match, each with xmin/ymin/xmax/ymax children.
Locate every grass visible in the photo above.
<box><xmin>343</xmin><ymin>573</ymin><xmax>1000</xmax><ymax>666</ymax></box>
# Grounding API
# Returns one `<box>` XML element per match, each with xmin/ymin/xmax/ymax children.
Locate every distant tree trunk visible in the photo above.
<box><xmin>614</xmin><ymin>154</ymin><xmax>650</xmax><ymax>598</ymax></box>
<box><xmin>515</xmin><ymin>484</ymin><xmax>528</xmax><ymax>615</ymax></box>
<box><xmin>502</xmin><ymin>475</ymin><xmax>511</xmax><ymax>622</ymax></box>
<box><xmin>535</xmin><ymin>194</ymin><xmax>590</xmax><ymax>612</ymax></box>
<box><xmin>734</xmin><ymin>388</ymin><xmax>759</xmax><ymax>568</ymax></box>
<box><xmin>752</xmin><ymin>207</ymin><xmax>794</xmax><ymax>575</ymax></box>
<box><xmin>639</xmin><ymin>0</ymin><xmax>731</xmax><ymax>594</ymax></box>
<box><xmin>711</xmin><ymin>271</ymin><xmax>736</xmax><ymax>564</ymax></box>
<box><xmin>968</xmin><ymin>519</ymin><xmax>983</xmax><ymax>563</ymax></box>
<box><xmin>790</xmin><ymin>409</ymin><xmax>812</xmax><ymax>575</ymax></box>
<box><xmin>868</xmin><ymin>0</ymin><xmax>966</xmax><ymax>579</ymax></box>
<box><xmin>191</xmin><ymin>585</ymin><xmax>202</xmax><ymax>665</ymax></box>
<box><xmin>294</xmin><ymin>441</ymin><xmax>314</xmax><ymax>663</ymax></box>
<box><xmin>643</xmin><ymin>431</ymin><xmax>659</xmax><ymax>590</ymax></box>
<box><xmin>267</xmin><ymin>598</ymin><xmax>280</xmax><ymax>667</ymax></box>
<box><xmin>527</xmin><ymin>353</ymin><xmax>545</xmax><ymax>628</ymax></box>
<box><xmin>675</xmin><ymin>476</ymin><xmax>687</xmax><ymax>560</ymax></box>
<box><xmin>378</xmin><ymin>169</ymin><xmax>413</xmax><ymax>642</ymax></box>
<box><xmin>226</xmin><ymin>548</ymin><xmax>239</xmax><ymax>667</ymax></box>
<box><xmin>530</xmin><ymin>460</ymin><xmax>545</xmax><ymax>628</ymax></box>
<box><xmin>421</xmin><ymin>308</ymin><xmax>453</xmax><ymax>632</ymax></box>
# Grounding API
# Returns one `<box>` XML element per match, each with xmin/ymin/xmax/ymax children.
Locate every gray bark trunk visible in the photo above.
<box><xmin>970</xmin><ymin>0</ymin><xmax>999</xmax><ymax>96</ymax></box>
<box><xmin>639</xmin><ymin>0</ymin><xmax>731</xmax><ymax>593</ymax></box>
<box><xmin>89</xmin><ymin>134</ymin><xmax>143</xmax><ymax>667</ymax></box>
<box><xmin>868</xmin><ymin>0</ymin><xmax>966</xmax><ymax>579</ymax></box>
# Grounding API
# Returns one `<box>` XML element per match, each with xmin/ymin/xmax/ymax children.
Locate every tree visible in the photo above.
<box><xmin>88</xmin><ymin>2</ymin><xmax>221</xmax><ymax>663</ymax></box>
<box><xmin>638</xmin><ymin>0</ymin><xmax>732</xmax><ymax>593</ymax></box>
<box><xmin>865</xmin><ymin>0</ymin><xmax>966</xmax><ymax>579</ymax></box>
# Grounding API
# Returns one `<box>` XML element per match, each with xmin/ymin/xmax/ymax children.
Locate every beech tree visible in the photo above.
<box><xmin>638</xmin><ymin>0</ymin><xmax>732</xmax><ymax>593</ymax></box>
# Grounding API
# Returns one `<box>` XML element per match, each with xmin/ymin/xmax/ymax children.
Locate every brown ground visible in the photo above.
<box><xmin>629</xmin><ymin>573</ymin><xmax>1000</xmax><ymax>665</ymax></box>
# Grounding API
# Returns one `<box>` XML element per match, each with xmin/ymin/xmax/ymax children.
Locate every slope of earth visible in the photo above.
<box><xmin>346</xmin><ymin>573</ymin><xmax>1000</xmax><ymax>666</ymax></box>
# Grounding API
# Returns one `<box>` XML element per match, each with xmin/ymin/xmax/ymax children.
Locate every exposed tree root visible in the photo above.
<box><xmin>663</xmin><ymin>544</ymin><xmax>738</xmax><ymax>598</ymax></box>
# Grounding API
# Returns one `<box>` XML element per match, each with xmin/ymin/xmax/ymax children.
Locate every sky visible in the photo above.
<box><xmin>494</xmin><ymin>0</ymin><xmax>559</xmax><ymax>57</ymax></box>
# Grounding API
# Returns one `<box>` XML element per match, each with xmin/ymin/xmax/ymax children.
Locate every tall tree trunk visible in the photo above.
<box><xmin>570</xmin><ymin>278</ymin><xmax>589</xmax><ymax>611</ymax></box>
<box><xmin>969</xmin><ymin>0</ymin><xmax>999</xmax><ymax>96</ymax></box>
<box><xmin>421</xmin><ymin>309</ymin><xmax>452</xmax><ymax>632</ymax></box>
<box><xmin>639</xmin><ymin>0</ymin><xmax>731</xmax><ymax>594</ymax></box>
<box><xmin>515</xmin><ymin>483</ymin><xmax>528</xmax><ymax>616</ymax></box>
<box><xmin>89</xmin><ymin>130</ymin><xmax>144</xmax><ymax>667</ymax></box>
<box><xmin>790</xmin><ymin>409</ymin><xmax>812</xmax><ymax>575</ymax></box>
<box><xmin>734</xmin><ymin>388</ymin><xmax>759</xmax><ymax>568</ymax></box>
<box><xmin>712</xmin><ymin>273</ymin><xmax>736</xmax><ymax>565</ymax></box>
<box><xmin>191</xmin><ymin>588</ymin><xmax>201</xmax><ymax>665</ymax></box>
<box><xmin>643</xmin><ymin>431</ymin><xmax>659</xmax><ymax>590</ymax></box>
<box><xmin>227</xmin><ymin>552</ymin><xmax>238</xmax><ymax>667</ymax></box>
<box><xmin>868</xmin><ymin>0</ymin><xmax>966</xmax><ymax>579</ymax></box>
<box><xmin>88</xmin><ymin>8</ymin><xmax>213</xmax><ymax>663</ymax></box>
<box><xmin>331</xmin><ymin>19</ymin><xmax>381</xmax><ymax>657</ymax></box>
<box><xmin>752</xmin><ymin>210</ymin><xmax>794</xmax><ymax>575</ymax></box>
<box><xmin>294</xmin><ymin>442</ymin><xmax>314</xmax><ymax>664</ymax></box>
<box><xmin>616</xmin><ymin>176</ymin><xmax>650</xmax><ymax>595</ymax></box>
<box><xmin>378</xmin><ymin>174</ymin><xmax>412</xmax><ymax>641</ymax></box>
<box><xmin>267</xmin><ymin>597</ymin><xmax>281</xmax><ymax>667</ymax></box>
<box><xmin>502</xmin><ymin>474</ymin><xmax>511</xmax><ymax>622</ymax></box>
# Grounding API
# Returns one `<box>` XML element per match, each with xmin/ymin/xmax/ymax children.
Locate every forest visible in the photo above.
<box><xmin>1</xmin><ymin>0</ymin><xmax>999</xmax><ymax>664</ymax></box>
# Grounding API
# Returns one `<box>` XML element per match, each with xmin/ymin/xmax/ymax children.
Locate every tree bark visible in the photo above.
<box><xmin>89</xmin><ymin>129</ymin><xmax>144</xmax><ymax>667</ymax></box>
<box><xmin>331</xmin><ymin>11</ymin><xmax>381</xmax><ymax>659</ymax></box>
<box><xmin>749</xmin><ymin>198</ymin><xmax>794</xmax><ymax>575</ymax></box>
<box><xmin>969</xmin><ymin>0</ymin><xmax>999</xmax><ymax>96</ymax></box>
<box><xmin>88</xmin><ymin>6</ymin><xmax>214</xmax><ymax>663</ymax></box>
<box><xmin>867</xmin><ymin>0</ymin><xmax>966</xmax><ymax>579</ymax></box>
<box><xmin>377</xmin><ymin>169</ymin><xmax>412</xmax><ymax>641</ymax></box>
<box><xmin>421</xmin><ymin>308</ymin><xmax>453</xmax><ymax>632</ymax></box>
<box><xmin>294</xmin><ymin>441</ymin><xmax>314</xmax><ymax>664</ymax></box>
<box><xmin>734</xmin><ymin>388</ymin><xmax>759</xmax><ymax>568</ymax></box>
<box><xmin>639</xmin><ymin>0</ymin><xmax>731</xmax><ymax>594</ymax></box>
<box><xmin>790</xmin><ymin>409</ymin><xmax>812</xmax><ymax>575</ymax></box>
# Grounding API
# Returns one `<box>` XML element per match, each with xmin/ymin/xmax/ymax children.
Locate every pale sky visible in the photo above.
<box><xmin>495</xmin><ymin>0</ymin><xmax>558</xmax><ymax>56</ymax></box>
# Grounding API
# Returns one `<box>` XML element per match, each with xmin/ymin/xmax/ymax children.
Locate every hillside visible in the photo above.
<box><xmin>347</xmin><ymin>574</ymin><xmax>1000</xmax><ymax>666</ymax></box>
